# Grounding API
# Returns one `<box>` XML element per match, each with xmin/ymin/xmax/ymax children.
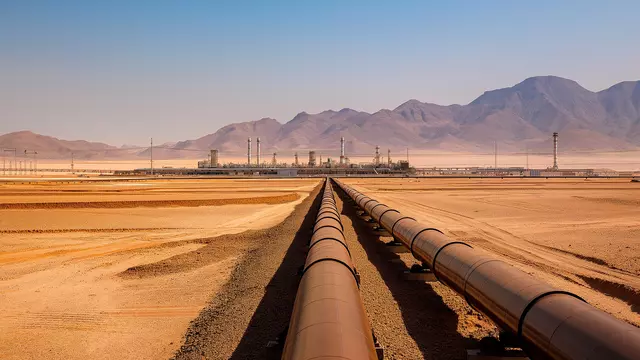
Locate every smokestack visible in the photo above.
<box><xmin>256</xmin><ymin>137</ymin><xmax>261</xmax><ymax>166</ymax></box>
<box><xmin>340</xmin><ymin>137</ymin><xmax>345</xmax><ymax>165</ymax></box>
<box><xmin>387</xmin><ymin>149</ymin><xmax>391</xmax><ymax>167</ymax></box>
<box><xmin>553</xmin><ymin>132</ymin><xmax>559</xmax><ymax>170</ymax></box>
<box><xmin>247</xmin><ymin>137</ymin><xmax>252</xmax><ymax>166</ymax></box>
<box><xmin>374</xmin><ymin>146</ymin><xmax>380</xmax><ymax>166</ymax></box>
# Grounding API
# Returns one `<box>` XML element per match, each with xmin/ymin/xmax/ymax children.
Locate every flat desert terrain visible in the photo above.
<box><xmin>342</xmin><ymin>178</ymin><xmax>640</xmax><ymax>327</ymax></box>
<box><xmin>0</xmin><ymin>178</ymin><xmax>319</xmax><ymax>360</ymax></box>
<box><xmin>1</xmin><ymin>176</ymin><xmax>638</xmax><ymax>360</ymax></box>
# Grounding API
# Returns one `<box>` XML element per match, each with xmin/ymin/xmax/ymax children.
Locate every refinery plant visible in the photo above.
<box><xmin>116</xmin><ymin>132</ymin><xmax>636</xmax><ymax>178</ymax></box>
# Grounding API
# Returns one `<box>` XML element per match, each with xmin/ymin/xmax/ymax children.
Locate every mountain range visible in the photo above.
<box><xmin>1</xmin><ymin>76</ymin><xmax>639</xmax><ymax>159</ymax></box>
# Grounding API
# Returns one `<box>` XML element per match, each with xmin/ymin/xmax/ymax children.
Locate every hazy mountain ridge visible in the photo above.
<box><xmin>2</xmin><ymin>76</ymin><xmax>639</xmax><ymax>159</ymax></box>
<box><xmin>182</xmin><ymin>76</ymin><xmax>639</xmax><ymax>154</ymax></box>
<box><xmin>0</xmin><ymin>131</ymin><xmax>118</xmax><ymax>159</ymax></box>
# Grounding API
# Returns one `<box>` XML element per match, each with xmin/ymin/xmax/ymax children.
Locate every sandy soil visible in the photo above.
<box><xmin>342</xmin><ymin>178</ymin><xmax>640</xmax><ymax>327</ymax></box>
<box><xmin>334</xmin><ymin>189</ymin><xmax>497</xmax><ymax>359</ymax></box>
<box><xmin>0</xmin><ymin>179</ymin><xmax>319</xmax><ymax>360</ymax></box>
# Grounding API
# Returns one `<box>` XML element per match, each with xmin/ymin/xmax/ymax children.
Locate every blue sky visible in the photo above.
<box><xmin>1</xmin><ymin>0</ymin><xmax>639</xmax><ymax>145</ymax></box>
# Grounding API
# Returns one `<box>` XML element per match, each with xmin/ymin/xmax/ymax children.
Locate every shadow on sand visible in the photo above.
<box><xmin>335</xmin><ymin>187</ymin><xmax>480</xmax><ymax>360</ymax></box>
<box><xmin>229</xmin><ymin>185</ymin><xmax>323</xmax><ymax>359</ymax></box>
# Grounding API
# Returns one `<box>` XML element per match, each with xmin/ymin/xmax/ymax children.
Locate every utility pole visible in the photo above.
<box><xmin>1</xmin><ymin>149</ymin><xmax>14</xmax><ymax>175</ymax></box>
<box><xmin>24</xmin><ymin>150</ymin><xmax>38</xmax><ymax>175</ymax></box>
<box><xmin>494</xmin><ymin>141</ymin><xmax>498</xmax><ymax>171</ymax></box>
<box><xmin>150</xmin><ymin>138</ymin><xmax>154</xmax><ymax>176</ymax></box>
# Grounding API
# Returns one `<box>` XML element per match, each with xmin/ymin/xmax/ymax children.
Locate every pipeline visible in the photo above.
<box><xmin>332</xmin><ymin>178</ymin><xmax>640</xmax><ymax>360</ymax></box>
<box><xmin>282</xmin><ymin>179</ymin><xmax>378</xmax><ymax>360</ymax></box>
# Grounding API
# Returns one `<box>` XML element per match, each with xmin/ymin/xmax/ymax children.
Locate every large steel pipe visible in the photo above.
<box><xmin>282</xmin><ymin>180</ymin><xmax>378</xmax><ymax>360</ymax></box>
<box><xmin>333</xmin><ymin>179</ymin><xmax>640</xmax><ymax>360</ymax></box>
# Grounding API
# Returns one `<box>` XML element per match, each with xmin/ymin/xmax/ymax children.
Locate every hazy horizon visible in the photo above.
<box><xmin>2</xmin><ymin>1</ymin><xmax>640</xmax><ymax>145</ymax></box>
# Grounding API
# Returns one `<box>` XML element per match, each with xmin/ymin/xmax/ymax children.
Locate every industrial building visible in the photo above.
<box><xmin>123</xmin><ymin>132</ymin><xmax>633</xmax><ymax>178</ymax></box>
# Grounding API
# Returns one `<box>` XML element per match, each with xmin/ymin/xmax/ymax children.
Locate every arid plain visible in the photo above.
<box><xmin>0</xmin><ymin>178</ymin><xmax>318</xmax><ymax>359</ymax></box>
<box><xmin>342</xmin><ymin>178</ymin><xmax>640</xmax><ymax>326</ymax></box>
<box><xmin>1</xmin><ymin>177</ymin><xmax>638</xmax><ymax>359</ymax></box>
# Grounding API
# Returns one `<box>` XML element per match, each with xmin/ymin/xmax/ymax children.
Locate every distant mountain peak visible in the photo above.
<box><xmin>4</xmin><ymin>76</ymin><xmax>639</xmax><ymax>159</ymax></box>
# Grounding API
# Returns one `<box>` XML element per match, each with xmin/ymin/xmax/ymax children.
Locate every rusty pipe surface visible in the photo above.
<box><xmin>332</xmin><ymin>178</ymin><xmax>640</xmax><ymax>360</ymax></box>
<box><xmin>282</xmin><ymin>179</ymin><xmax>378</xmax><ymax>360</ymax></box>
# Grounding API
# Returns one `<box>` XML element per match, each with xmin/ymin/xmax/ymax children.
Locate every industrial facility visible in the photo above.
<box><xmin>136</xmin><ymin>136</ymin><xmax>413</xmax><ymax>176</ymax></box>
<box><xmin>119</xmin><ymin>132</ymin><xmax>633</xmax><ymax>178</ymax></box>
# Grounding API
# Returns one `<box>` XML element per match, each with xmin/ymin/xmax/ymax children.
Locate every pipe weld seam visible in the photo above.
<box><xmin>313</xmin><ymin>224</ymin><xmax>345</xmax><ymax>236</ymax></box>
<box><xmin>369</xmin><ymin>203</ymin><xmax>387</xmax><ymax>215</ymax></box>
<box><xmin>318</xmin><ymin>208</ymin><xmax>340</xmax><ymax>217</ymax></box>
<box><xmin>315</xmin><ymin>214</ymin><xmax>344</xmax><ymax>230</ymax></box>
<box><xmin>408</xmin><ymin>227</ymin><xmax>443</xmax><ymax>258</ymax></box>
<box><xmin>391</xmin><ymin>216</ymin><xmax>417</xmax><ymax>239</ymax></box>
<box><xmin>308</xmin><ymin>237</ymin><xmax>351</xmax><ymax>257</ymax></box>
<box><xmin>361</xmin><ymin>199</ymin><xmax>377</xmax><ymax>212</ymax></box>
<box><xmin>431</xmin><ymin>241</ymin><xmax>472</xmax><ymax>281</ymax></box>
<box><xmin>461</xmin><ymin>259</ymin><xmax>501</xmax><ymax>310</ymax></box>
<box><xmin>516</xmin><ymin>290</ymin><xmax>586</xmax><ymax>341</ymax></box>
<box><xmin>302</xmin><ymin>258</ymin><xmax>359</xmax><ymax>286</ymax></box>
<box><xmin>378</xmin><ymin>209</ymin><xmax>401</xmax><ymax>228</ymax></box>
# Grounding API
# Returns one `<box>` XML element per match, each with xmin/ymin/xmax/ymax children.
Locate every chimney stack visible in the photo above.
<box><xmin>256</xmin><ymin>137</ymin><xmax>261</xmax><ymax>166</ymax></box>
<box><xmin>247</xmin><ymin>137</ymin><xmax>252</xmax><ymax>166</ymax></box>
<box><xmin>552</xmin><ymin>132</ymin><xmax>559</xmax><ymax>170</ymax></box>
<box><xmin>340</xmin><ymin>137</ymin><xmax>345</xmax><ymax>165</ymax></box>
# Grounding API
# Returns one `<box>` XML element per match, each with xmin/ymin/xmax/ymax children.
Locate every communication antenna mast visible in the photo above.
<box><xmin>494</xmin><ymin>141</ymin><xmax>498</xmax><ymax>170</ymax></box>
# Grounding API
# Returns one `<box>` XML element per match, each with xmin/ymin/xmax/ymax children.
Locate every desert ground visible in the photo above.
<box><xmin>0</xmin><ymin>178</ymin><xmax>319</xmax><ymax>360</ymax></box>
<box><xmin>1</xmin><ymin>176</ymin><xmax>638</xmax><ymax>360</ymax></box>
<box><xmin>342</xmin><ymin>178</ymin><xmax>640</xmax><ymax>327</ymax></box>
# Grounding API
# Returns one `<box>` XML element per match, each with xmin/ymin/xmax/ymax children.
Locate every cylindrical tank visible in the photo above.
<box><xmin>247</xmin><ymin>137</ymin><xmax>252</xmax><ymax>166</ymax></box>
<box><xmin>210</xmin><ymin>149</ymin><xmax>219</xmax><ymax>167</ymax></box>
<box><xmin>308</xmin><ymin>151</ymin><xmax>316</xmax><ymax>167</ymax></box>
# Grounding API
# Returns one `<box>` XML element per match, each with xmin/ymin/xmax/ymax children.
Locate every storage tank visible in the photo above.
<box><xmin>210</xmin><ymin>149</ymin><xmax>219</xmax><ymax>168</ymax></box>
<box><xmin>308</xmin><ymin>151</ymin><xmax>316</xmax><ymax>167</ymax></box>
